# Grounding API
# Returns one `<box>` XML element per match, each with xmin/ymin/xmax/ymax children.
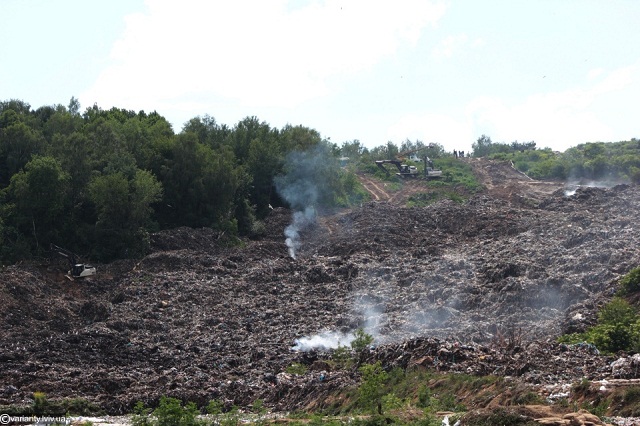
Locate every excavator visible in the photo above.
<box><xmin>375</xmin><ymin>147</ymin><xmax>443</xmax><ymax>179</ymax></box>
<box><xmin>50</xmin><ymin>243</ymin><xmax>97</xmax><ymax>278</ymax></box>
<box><xmin>375</xmin><ymin>160</ymin><xmax>421</xmax><ymax>178</ymax></box>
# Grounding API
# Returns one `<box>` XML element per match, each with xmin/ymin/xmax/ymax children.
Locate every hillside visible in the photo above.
<box><xmin>1</xmin><ymin>158</ymin><xmax>639</xmax><ymax>420</ymax></box>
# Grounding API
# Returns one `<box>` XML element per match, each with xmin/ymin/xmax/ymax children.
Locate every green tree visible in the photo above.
<box><xmin>471</xmin><ymin>134</ymin><xmax>492</xmax><ymax>157</ymax></box>
<box><xmin>340</xmin><ymin>140</ymin><xmax>365</xmax><ymax>160</ymax></box>
<box><xmin>157</xmin><ymin>133</ymin><xmax>248</xmax><ymax>233</ymax></box>
<box><xmin>620</xmin><ymin>267</ymin><xmax>640</xmax><ymax>294</ymax></box>
<box><xmin>2</xmin><ymin>156</ymin><xmax>70</xmax><ymax>252</ymax></box>
<box><xmin>247</xmin><ymin>136</ymin><xmax>283</xmax><ymax>217</ymax></box>
<box><xmin>88</xmin><ymin>172</ymin><xmax>130</xmax><ymax>226</ymax></box>
<box><xmin>358</xmin><ymin>361</ymin><xmax>389</xmax><ymax>415</ymax></box>
<box><xmin>351</xmin><ymin>328</ymin><xmax>374</xmax><ymax>354</ymax></box>
<box><xmin>182</xmin><ymin>114</ymin><xmax>229</xmax><ymax>149</ymax></box>
<box><xmin>227</xmin><ymin>116</ymin><xmax>276</xmax><ymax>164</ymax></box>
<box><xmin>88</xmin><ymin>168</ymin><xmax>162</xmax><ymax>259</ymax></box>
<box><xmin>0</xmin><ymin>121</ymin><xmax>45</xmax><ymax>184</ymax></box>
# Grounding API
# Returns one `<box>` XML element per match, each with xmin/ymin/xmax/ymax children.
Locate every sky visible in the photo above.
<box><xmin>1</xmin><ymin>0</ymin><xmax>639</xmax><ymax>153</ymax></box>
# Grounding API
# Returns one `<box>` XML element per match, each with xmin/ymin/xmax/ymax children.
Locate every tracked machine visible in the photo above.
<box><xmin>50</xmin><ymin>243</ymin><xmax>97</xmax><ymax>278</ymax></box>
<box><xmin>375</xmin><ymin>157</ymin><xmax>442</xmax><ymax>179</ymax></box>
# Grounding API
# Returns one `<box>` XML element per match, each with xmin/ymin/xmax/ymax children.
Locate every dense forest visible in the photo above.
<box><xmin>0</xmin><ymin>98</ymin><xmax>365</xmax><ymax>263</ymax></box>
<box><xmin>0</xmin><ymin>98</ymin><xmax>638</xmax><ymax>264</ymax></box>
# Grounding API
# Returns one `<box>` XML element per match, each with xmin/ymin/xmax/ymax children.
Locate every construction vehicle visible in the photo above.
<box><xmin>375</xmin><ymin>145</ymin><xmax>443</xmax><ymax>179</ymax></box>
<box><xmin>375</xmin><ymin>156</ymin><xmax>442</xmax><ymax>179</ymax></box>
<box><xmin>50</xmin><ymin>243</ymin><xmax>97</xmax><ymax>278</ymax></box>
<box><xmin>375</xmin><ymin>160</ymin><xmax>420</xmax><ymax>178</ymax></box>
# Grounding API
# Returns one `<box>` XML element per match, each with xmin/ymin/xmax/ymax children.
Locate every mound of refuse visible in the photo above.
<box><xmin>1</xmin><ymin>174</ymin><xmax>639</xmax><ymax>414</ymax></box>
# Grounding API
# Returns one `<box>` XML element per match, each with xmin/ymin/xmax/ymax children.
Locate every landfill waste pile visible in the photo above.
<box><xmin>0</xmin><ymin>159</ymin><xmax>639</xmax><ymax>422</ymax></box>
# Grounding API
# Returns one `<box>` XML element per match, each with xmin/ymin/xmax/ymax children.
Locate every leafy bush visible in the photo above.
<box><xmin>286</xmin><ymin>362</ymin><xmax>308</xmax><ymax>375</ymax></box>
<box><xmin>153</xmin><ymin>397</ymin><xmax>200</xmax><ymax>426</ymax></box>
<box><xmin>559</xmin><ymin>297</ymin><xmax>640</xmax><ymax>353</ymax></box>
<box><xmin>132</xmin><ymin>401</ymin><xmax>153</xmax><ymax>426</ymax></box>
<box><xmin>350</xmin><ymin>328</ymin><xmax>374</xmax><ymax>354</ymax></box>
<box><xmin>620</xmin><ymin>267</ymin><xmax>640</xmax><ymax>294</ymax></box>
<box><xmin>131</xmin><ymin>396</ymin><xmax>201</xmax><ymax>426</ymax></box>
<box><xmin>32</xmin><ymin>392</ymin><xmax>48</xmax><ymax>416</ymax></box>
<box><xmin>205</xmin><ymin>399</ymin><xmax>223</xmax><ymax>415</ymax></box>
<box><xmin>417</xmin><ymin>385</ymin><xmax>432</xmax><ymax>408</ymax></box>
<box><xmin>358</xmin><ymin>362</ymin><xmax>389</xmax><ymax>414</ymax></box>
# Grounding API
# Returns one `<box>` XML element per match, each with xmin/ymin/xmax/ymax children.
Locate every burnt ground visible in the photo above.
<box><xmin>1</xmin><ymin>158</ymin><xmax>640</xmax><ymax>416</ymax></box>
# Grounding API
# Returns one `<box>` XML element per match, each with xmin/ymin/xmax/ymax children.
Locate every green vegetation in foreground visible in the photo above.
<box><xmin>6</xmin><ymin>369</ymin><xmax>638</xmax><ymax>425</ymax></box>
<box><xmin>0</xmin><ymin>392</ymin><xmax>104</xmax><ymax>417</ymax></box>
<box><xmin>559</xmin><ymin>266</ymin><xmax>640</xmax><ymax>353</ymax></box>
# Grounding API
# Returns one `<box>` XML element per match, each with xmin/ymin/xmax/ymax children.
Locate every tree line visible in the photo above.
<box><xmin>0</xmin><ymin>98</ymin><xmax>364</xmax><ymax>263</ymax></box>
<box><xmin>2</xmin><ymin>98</ymin><xmax>638</xmax><ymax>263</ymax></box>
<box><xmin>471</xmin><ymin>134</ymin><xmax>640</xmax><ymax>182</ymax></box>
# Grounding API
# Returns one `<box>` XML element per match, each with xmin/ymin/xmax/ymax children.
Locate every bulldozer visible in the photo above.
<box><xmin>50</xmin><ymin>243</ymin><xmax>97</xmax><ymax>278</ymax></box>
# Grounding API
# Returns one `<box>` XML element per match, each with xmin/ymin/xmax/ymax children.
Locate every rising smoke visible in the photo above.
<box><xmin>283</xmin><ymin>207</ymin><xmax>316</xmax><ymax>259</ymax></box>
<box><xmin>275</xmin><ymin>144</ymin><xmax>336</xmax><ymax>259</ymax></box>
<box><xmin>292</xmin><ymin>330</ymin><xmax>356</xmax><ymax>352</ymax></box>
<box><xmin>292</xmin><ymin>295</ymin><xmax>386</xmax><ymax>352</ymax></box>
<box><xmin>564</xmin><ymin>180</ymin><xmax>621</xmax><ymax>197</ymax></box>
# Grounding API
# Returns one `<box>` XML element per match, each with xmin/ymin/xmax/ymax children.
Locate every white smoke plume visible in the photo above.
<box><xmin>284</xmin><ymin>207</ymin><xmax>316</xmax><ymax>259</ymax></box>
<box><xmin>564</xmin><ymin>180</ymin><xmax>622</xmax><ymax>197</ymax></box>
<box><xmin>275</xmin><ymin>144</ymin><xmax>336</xmax><ymax>259</ymax></box>
<box><xmin>292</xmin><ymin>295</ymin><xmax>385</xmax><ymax>352</ymax></box>
<box><xmin>291</xmin><ymin>330</ymin><xmax>356</xmax><ymax>352</ymax></box>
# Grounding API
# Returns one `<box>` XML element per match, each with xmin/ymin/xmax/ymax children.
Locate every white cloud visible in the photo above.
<box><xmin>431</xmin><ymin>34</ymin><xmax>468</xmax><ymax>59</ymax></box>
<box><xmin>386</xmin><ymin>113</ymin><xmax>474</xmax><ymax>151</ymax></box>
<box><xmin>586</xmin><ymin>68</ymin><xmax>604</xmax><ymax>81</ymax></box>
<box><xmin>81</xmin><ymin>0</ymin><xmax>447</xmax><ymax>112</ymax></box>
<box><xmin>469</xmin><ymin>64</ymin><xmax>640</xmax><ymax>150</ymax></box>
<box><xmin>431</xmin><ymin>33</ymin><xmax>483</xmax><ymax>60</ymax></box>
<box><xmin>389</xmin><ymin>63</ymin><xmax>640</xmax><ymax>153</ymax></box>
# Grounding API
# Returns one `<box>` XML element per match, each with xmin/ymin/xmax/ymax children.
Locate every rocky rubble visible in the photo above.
<box><xmin>0</xmin><ymin>169</ymin><xmax>639</xmax><ymax>415</ymax></box>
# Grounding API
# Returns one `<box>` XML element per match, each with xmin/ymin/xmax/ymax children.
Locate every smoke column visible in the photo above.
<box><xmin>284</xmin><ymin>207</ymin><xmax>316</xmax><ymax>259</ymax></box>
<box><xmin>275</xmin><ymin>144</ymin><xmax>335</xmax><ymax>259</ymax></box>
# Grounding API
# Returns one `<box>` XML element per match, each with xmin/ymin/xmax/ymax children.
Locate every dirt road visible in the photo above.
<box><xmin>356</xmin><ymin>158</ymin><xmax>565</xmax><ymax>206</ymax></box>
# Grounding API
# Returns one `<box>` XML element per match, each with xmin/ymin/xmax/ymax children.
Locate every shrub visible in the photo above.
<box><xmin>351</xmin><ymin>328</ymin><xmax>374</xmax><ymax>353</ymax></box>
<box><xmin>286</xmin><ymin>363</ymin><xmax>308</xmax><ymax>375</ymax></box>
<box><xmin>331</xmin><ymin>345</ymin><xmax>353</xmax><ymax>369</ymax></box>
<box><xmin>205</xmin><ymin>400</ymin><xmax>223</xmax><ymax>415</ymax></box>
<box><xmin>358</xmin><ymin>362</ymin><xmax>389</xmax><ymax>415</ymax></box>
<box><xmin>559</xmin><ymin>296</ymin><xmax>640</xmax><ymax>353</ymax></box>
<box><xmin>32</xmin><ymin>392</ymin><xmax>48</xmax><ymax>416</ymax></box>
<box><xmin>153</xmin><ymin>397</ymin><xmax>199</xmax><ymax>426</ymax></box>
<box><xmin>620</xmin><ymin>267</ymin><xmax>640</xmax><ymax>294</ymax></box>
<box><xmin>131</xmin><ymin>401</ymin><xmax>153</xmax><ymax>426</ymax></box>
<box><xmin>417</xmin><ymin>385</ymin><xmax>432</xmax><ymax>408</ymax></box>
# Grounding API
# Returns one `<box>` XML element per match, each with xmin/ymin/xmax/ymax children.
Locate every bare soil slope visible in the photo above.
<box><xmin>1</xmin><ymin>159</ymin><xmax>639</xmax><ymax>415</ymax></box>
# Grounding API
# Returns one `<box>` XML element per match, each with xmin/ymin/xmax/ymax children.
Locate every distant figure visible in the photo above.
<box><xmin>460</xmin><ymin>150</ymin><xmax>465</xmax><ymax>158</ymax></box>
<box><xmin>453</xmin><ymin>150</ymin><xmax>458</xmax><ymax>158</ymax></box>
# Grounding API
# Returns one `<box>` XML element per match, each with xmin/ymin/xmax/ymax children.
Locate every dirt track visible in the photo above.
<box><xmin>357</xmin><ymin>158</ymin><xmax>564</xmax><ymax>206</ymax></box>
<box><xmin>1</xmin><ymin>159</ymin><xmax>639</xmax><ymax>417</ymax></box>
